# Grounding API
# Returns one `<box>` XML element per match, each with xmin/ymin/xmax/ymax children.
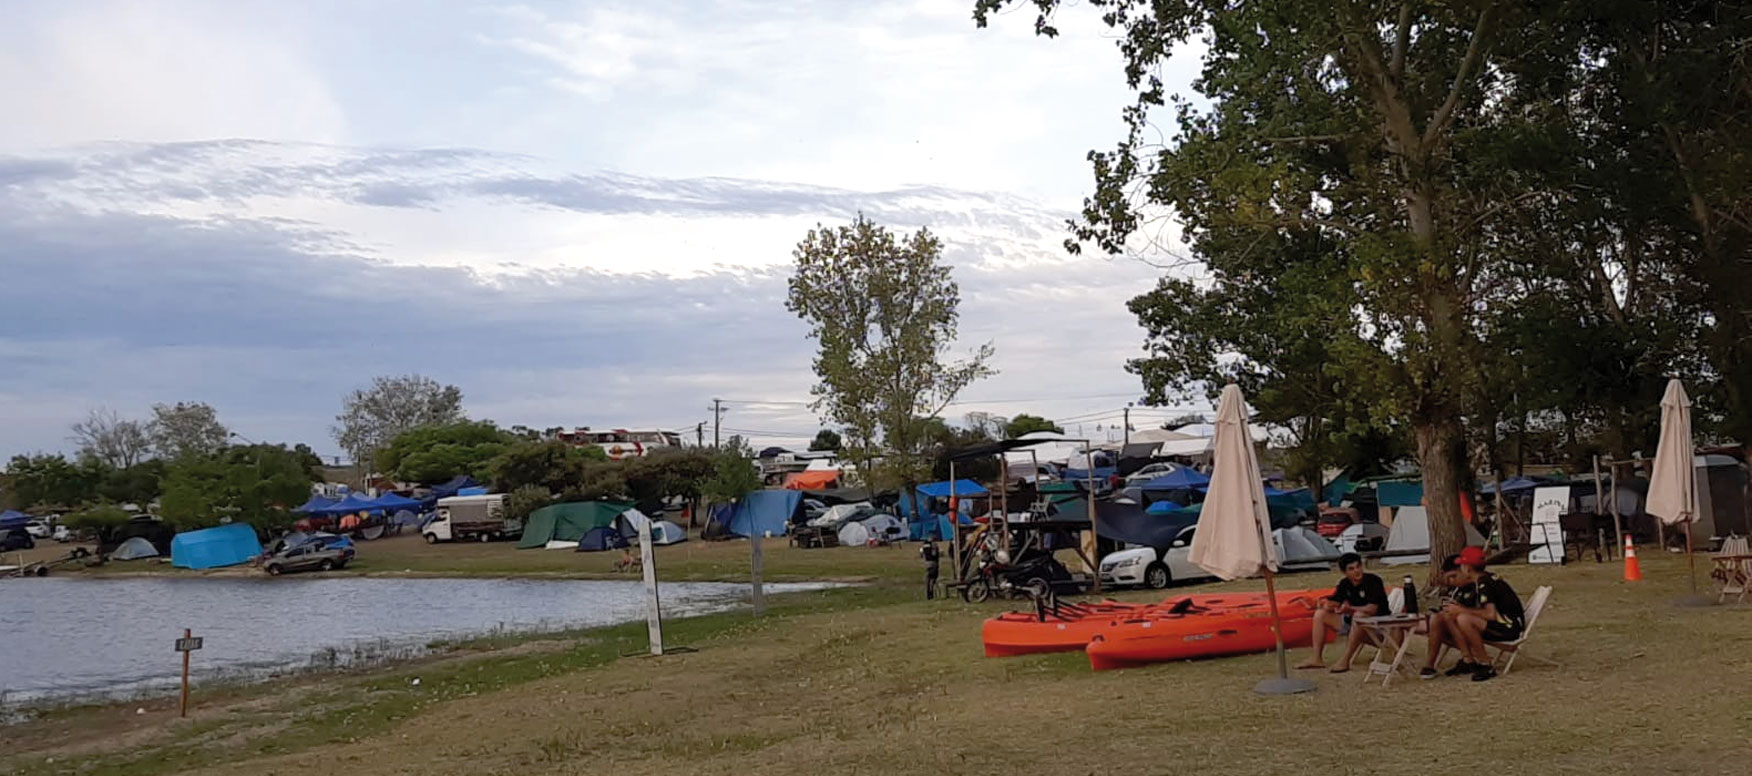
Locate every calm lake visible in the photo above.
<box><xmin>0</xmin><ymin>577</ymin><xmax>831</xmax><ymax>703</ymax></box>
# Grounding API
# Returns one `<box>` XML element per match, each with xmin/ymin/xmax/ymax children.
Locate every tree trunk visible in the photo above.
<box><xmin>1414</xmin><ymin>415</ymin><xmax>1469</xmax><ymax>586</ymax></box>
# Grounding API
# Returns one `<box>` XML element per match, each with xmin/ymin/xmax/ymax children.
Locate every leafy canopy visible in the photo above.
<box><xmin>333</xmin><ymin>375</ymin><xmax>465</xmax><ymax>471</ymax></box>
<box><xmin>378</xmin><ymin>421</ymin><xmax>516</xmax><ymax>484</ymax></box>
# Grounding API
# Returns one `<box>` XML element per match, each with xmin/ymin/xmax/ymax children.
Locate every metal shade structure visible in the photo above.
<box><xmin>1188</xmin><ymin>384</ymin><xmax>1313</xmax><ymax>695</ymax></box>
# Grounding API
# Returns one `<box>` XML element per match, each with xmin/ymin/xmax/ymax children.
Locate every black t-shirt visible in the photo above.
<box><xmin>920</xmin><ymin>544</ymin><xmax>940</xmax><ymax>568</ymax></box>
<box><xmin>1471</xmin><ymin>573</ymin><xmax>1524</xmax><ymax>625</ymax></box>
<box><xmin>1328</xmin><ymin>573</ymin><xmax>1390</xmax><ymax>615</ymax></box>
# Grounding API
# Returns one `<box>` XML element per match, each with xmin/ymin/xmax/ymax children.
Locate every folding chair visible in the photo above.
<box><xmin>1436</xmin><ymin>585</ymin><xmax>1557</xmax><ymax>675</ymax></box>
<box><xmin>1710</xmin><ymin>535</ymin><xmax>1750</xmax><ymax>604</ymax></box>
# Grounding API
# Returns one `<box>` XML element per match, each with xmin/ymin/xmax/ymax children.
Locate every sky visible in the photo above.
<box><xmin>0</xmin><ymin>0</ymin><xmax>1211</xmax><ymax>463</ymax></box>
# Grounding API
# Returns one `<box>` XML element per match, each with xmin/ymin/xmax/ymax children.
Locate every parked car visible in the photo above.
<box><xmin>0</xmin><ymin>529</ymin><xmax>36</xmax><ymax>552</ymax></box>
<box><xmin>1099</xmin><ymin>525</ymin><xmax>1211</xmax><ymax>589</ymax></box>
<box><xmin>1124</xmin><ymin>462</ymin><xmax>1179</xmax><ymax>487</ymax></box>
<box><xmin>261</xmin><ymin>541</ymin><xmax>354</xmax><ymax>575</ymax></box>
<box><xmin>1315</xmin><ymin>507</ymin><xmax>1357</xmax><ymax>538</ymax></box>
<box><xmin>51</xmin><ymin>525</ymin><xmax>73</xmax><ymax>543</ymax></box>
<box><xmin>24</xmin><ymin>520</ymin><xmax>50</xmax><ymax>538</ymax></box>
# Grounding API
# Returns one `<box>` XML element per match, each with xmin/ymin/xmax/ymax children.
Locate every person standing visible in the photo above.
<box><xmin>920</xmin><ymin>539</ymin><xmax>941</xmax><ymax>599</ymax></box>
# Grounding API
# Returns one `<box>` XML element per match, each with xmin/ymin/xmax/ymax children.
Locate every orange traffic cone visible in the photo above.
<box><xmin>1623</xmin><ymin>535</ymin><xmax>1643</xmax><ymax>582</ymax></box>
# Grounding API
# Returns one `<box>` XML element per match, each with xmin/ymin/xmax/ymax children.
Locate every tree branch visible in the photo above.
<box><xmin>1391</xmin><ymin>2</ymin><xmax>1413</xmax><ymax>82</ymax></box>
<box><xmin>1423</xmin><ymin>4</ymin><xmax>1500</xmax><ymax>148</ymax></box>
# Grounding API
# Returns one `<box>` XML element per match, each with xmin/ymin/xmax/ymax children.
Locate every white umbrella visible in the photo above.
<box><xmin>1188</xmin><ymin>384</ymin><xmax>1312</xmax><ymax>695</ymax></box>
<box><xmin>1645</xmin><ymin>378</ymin><xmax>1707</xmax><ymax>603</ymax></box>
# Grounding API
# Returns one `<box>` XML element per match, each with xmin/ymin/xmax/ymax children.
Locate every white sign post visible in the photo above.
<box><xmin>1529</xmin><ymin>486</ymin><xmax>1569</xmax><ymax>564</ymax></box>
<box><xmin>634</xmin><ymin>511</ymin><xmax>663</xmax><ymax>656</ymax></box>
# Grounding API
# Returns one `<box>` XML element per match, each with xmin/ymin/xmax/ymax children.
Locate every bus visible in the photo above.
<box><xmin>555</xmin><ymin>428</ymin><xmax>684</xmax><ymax>460</ymax></box>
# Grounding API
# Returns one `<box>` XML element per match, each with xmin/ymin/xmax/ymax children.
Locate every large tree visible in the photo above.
<box><xmin>377</xmin><ymin>421</ymin><xmax>516</xmax><ymax>484</ymax></box>
<box><xmin>786</xmin><ymin>215</ymin><xmax>994</xmax><ymax>514</ymax></box>
<box><xmin>149</xmin><ymin>401</ymin><xmax>230</xmax><ymax>460</ymax></box>
<box><xmin>157</xmin><ymin>443</ymin><xmax>322</xmax><ymax>535</ymax></box>
<box><xmin>1</xmin><ymin>454</ymin><xmax>102</xmax><ymax>510</ymax></box>
<box><xmin>70</xmin><ymin>408</ymin><xmax>152</xmax><ymax>469</ymax></box>
<box><xmin>975</xmin><ymin>0</ymin><xmax>1580</xmax><ymax>565</ymax></box>
<box><xmin>332</xmin><ymin>375</ymin><xmax>465</xmax><ymax>473</ymax></box>
<box><xmin>807</xmin><ymin>429</ymin><xmax>843</xmax><ymax>452</ymax></box>
<box><xmin>1002</xmin><ymin>413</ymin><xmax>1062</xmax><ymax>438</ymax></box>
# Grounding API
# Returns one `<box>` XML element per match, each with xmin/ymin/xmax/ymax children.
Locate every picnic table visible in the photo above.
<box><xmin>1354</xmin><ymin>613</ymin><xmax>1427</xmax><ymax>687</ymax></box>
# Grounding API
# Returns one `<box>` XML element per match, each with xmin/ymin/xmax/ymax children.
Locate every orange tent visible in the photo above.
<box><xmin>784</xmin><ymin>470</ymin><xmax>840</xmax><ymax>490</ymax></box>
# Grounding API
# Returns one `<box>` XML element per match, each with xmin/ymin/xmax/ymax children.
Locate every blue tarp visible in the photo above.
<box><xmin>916</xmin><ymin>480</ymin><xmax>989</xmax><ymax>498</ymax></box>
<box><xmin>1102</xmin><ymin>500</ymin><xmax>1200</xmax><ymax>548</ymax></box>
<box><xmin>1480</xmin><ymin>477</ymin><xmax>1543</xmax><ymax>495</ymax></box>
<box><xmin>908</xmin><ymin>512</ymin><xmax>975</xmax><ymax>541</ymax></box>
<box><xmin>1059</xmin><ymin>467</ymin><xmax>1117</xmax><ymax>483</ymax></box>
<box><xmin>171</xmin><ymin>523</ymin><xmax>263</xmax><ymax>569</ymax></box>
<box><xmin>0</xmin><ymin>510</ymin><xmax>30</xmax><ymax>529</ymax></box>
<box><xmin>318</xmin><ymin>494</ymin><xmax>382</xmax><ymax>515</ymax></box>
<box><xmin>1145</xmin><ymin>500</ymin><xmax>1185</xmax><ymax>514</ymax></box>
<box><xmin>1140</xmin><ymin>469</ymin><xmax>1212</xmax><ymax>490</ymax></box>
<box><xmin>728</xmin><ymin>490</ymin><xmax>802</xmax><ymax>538</ymax></box>
<box><xmin>429</xmin><ymin>475</ymin><xmax>480</xmax><ymax>500</ymax></box>
<box><xmin>1375</xmin><ymin>480</ymin><xmax>1425</xmax><ymax>507</ymax></box>
<box><xmin>293</xmin><ymin>495</ymin><xmax>337</xmax><ymax>513</ymax></box>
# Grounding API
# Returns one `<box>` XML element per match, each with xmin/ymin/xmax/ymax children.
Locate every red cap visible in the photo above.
<box><xmin>1457</xmin><ymin>546</ymin><xmax>1487</xmax><ymax>569</ymax></box>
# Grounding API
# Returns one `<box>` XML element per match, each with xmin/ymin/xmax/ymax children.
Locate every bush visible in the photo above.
<box><xmin>63</xmin><ymin>504</ymin><xmax>133</xmax><ymax>541</ymax></box>
<box><xmin>506</xmin><ymin>484</ymin><xmax>554</xmax><ymax>522</ymax></box>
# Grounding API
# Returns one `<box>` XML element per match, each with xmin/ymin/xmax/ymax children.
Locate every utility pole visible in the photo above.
<box><xmin>1123</xmin><ymin>404</ymin><xmax>1132</xmax><ymax>449</ymax></box>
<box><xmin>696</xmin><ymin>422</ymin><xmax>705</xmax><ymax>448</ymax></box>
<box><xmin>711</xmin><ymin>398</ymin><xmax>723</xmax><ymax>449</ymax></box>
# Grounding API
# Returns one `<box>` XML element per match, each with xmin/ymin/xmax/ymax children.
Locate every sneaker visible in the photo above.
<box><xmin>1444</xmin><ymin>660</ymin><xmax>1476</xmax><ymax>677</ymax></box>
<box><xmin>1418</xmin><ymin>667</ymin><xmax>1439</xmax><ymax>680</ymax></box>
<box><xmin>1471</xmin><ymin>665</ymin><xmax>1498</xmax><ymax>682</ymax></box>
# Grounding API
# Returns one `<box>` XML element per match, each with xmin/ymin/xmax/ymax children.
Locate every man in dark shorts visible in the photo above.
<box><xmin>920</xmin><ymin>539</ymin><xmax>941</xmax><ymax>599</ymax></box>
<box><xmin>1297</xmin><ymin>552</ymin><xmax>1390</xmax><ymax>672</ymax></box>
<box><xmin>1419</xmin><ymin>546</ymin><xmax>1525</xmax><ymax>681</ymax></box>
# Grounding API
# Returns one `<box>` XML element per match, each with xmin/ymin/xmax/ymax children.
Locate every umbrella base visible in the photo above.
<box><xmin>1253</xmin><ymin>677</ymin><xmax>1317</xmax><ymax>696</ymax></box>
<box><xmin>1672</xmin><ymin>594</ymin><xmax>1716</xmax><ymax>608</ymax></box>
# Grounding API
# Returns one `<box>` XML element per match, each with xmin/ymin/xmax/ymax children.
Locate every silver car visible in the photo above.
<box><xmin>262</xmin><ymin>541</ymin><xmax>354</xmax><ymax>575</ymax></box>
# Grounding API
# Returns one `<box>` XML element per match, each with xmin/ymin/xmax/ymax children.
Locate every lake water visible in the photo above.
<box><xmin>0</xmin><ymin>577</ymin><xmax>831</xmax><ymax>703</ymax></box>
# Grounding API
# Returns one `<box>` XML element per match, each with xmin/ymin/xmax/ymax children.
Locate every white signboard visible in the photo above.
<box><xmin>1528</xmin><ymin>486</ymin><xmax>1569</xmax><ymax>564</ymax></box>
<box><xmin>632</xmin><ymin>510</ymin><xmax>663</xmax><ymax>655</ymax></box>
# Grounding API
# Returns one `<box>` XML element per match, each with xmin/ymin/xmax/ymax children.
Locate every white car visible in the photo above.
<box><xmin>1124</xmin><ymin>463</ymin><xmax>1179</xmax><ymax>487</ymax></box>
<box><xmin>1100</xmin><ymin>525</ymin><xmax>1336</xmax><ymax>589</ymax></box>
<box><xmin>24</xmin><ymin>520</ymin><xmax>50</xmax><ymax>539</ymax></box>
<box><xmin>52</xmin><ymin>525</ymin><xmax>73</xmax><ymax>542</ymax></box>
<box><xmin>1099</xmin><ymin>525</ymin><xmax>1213</xmax><ymax>589</ymax></box>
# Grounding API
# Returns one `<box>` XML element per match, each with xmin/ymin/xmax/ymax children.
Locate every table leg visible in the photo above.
<box><xmin>1385</xmin><ymin>627</ymin><xmax>1418</xmax><ymax>686</ymax></box>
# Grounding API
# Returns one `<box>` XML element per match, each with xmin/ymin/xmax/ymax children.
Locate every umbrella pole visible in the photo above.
<box><xmin>1254</xmin><ymin>565</ymin><xmax>1314</xmax><ymax>696</ymax></box>
<box><xmin>1675</xmin><ymin>516</ymin><xmax>1714</xmax><ymax>607</ymax></box>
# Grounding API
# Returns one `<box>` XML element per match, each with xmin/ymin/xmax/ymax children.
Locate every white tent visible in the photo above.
<box><xmin>1274</xmin><ymin>526</ymin><xmax>1340</xmax><ymax>569</ymax></box>
<box><xmin>649</xmin><ymin>520</ymin><xmax>688</xmax><ymax>545</ymax></box>
<box><xmin>111</xmin><ymin>537</ymin><xmax>160</xmax><ymax>560</ymax></box>
<box><xmin>1335</xmin><ymin>522</ymin><xmax>1390</xmax><ymax>555</ymax></box>
<box><xmin>810</xmin><ymin>503</ymin><xmax>874</xmax><ymax>528</ymax></box>
<box><xmin>1156</xmin><ymin>437</ymin><xmax>1216</xmax><ymax>457</ymax></box>
<box><xmin>1128</xmin><ymin>428</ymin><xmax>1199</xmax><ymax>445</ymax></box>
<box><xmin>1001</xmin><ymin>432</ymin><xmax>1085</xmax><ymax>467</ymax></box>
<box><xmin>838</xmin><ymin>514</ymin><xmax>903</xmax><ymax>547</ymax></box>
<box><xmin>1380</xmin><ymin>506</ymin><xmax>1485</xmax><ymax>565</ymax></box>
<box><xmin>544</xmin><ymin>540</ymin><xmax>579</xmax><ymax>550</ymax></box>
<box><xmin>838</xmin><ymin>521</ymin><xmax>871</xmax><ymax>547</ymax></box>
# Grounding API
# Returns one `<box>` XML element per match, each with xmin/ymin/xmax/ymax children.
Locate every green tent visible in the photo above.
<box><xmin>518</xmin><ymin>501</ymin><xmax>634</xmax><ymax>549</ymax></box>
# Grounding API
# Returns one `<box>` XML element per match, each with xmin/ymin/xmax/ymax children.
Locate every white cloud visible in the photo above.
<box><xmin>0</xmin><ymin>2</ymin><xmax>346</xmax><ymax>152</ymax></box>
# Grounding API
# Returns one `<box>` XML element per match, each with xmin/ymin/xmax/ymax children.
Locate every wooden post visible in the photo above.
<box><xmin>1608</xmin><ymin>461</ymin><xmax>1625</xmax><ymax>551</ymax></box>
<box><xmin>750</xmin><ymin>528</ymin><xmax>765</xmax><ymax>617</ymax></box>
<box><xmin>948</xmin><ymin>463</ymin><xmax>962</xmax><ymax>588</ymax></box>
<box><xmin>179</xmin><ymin>628</ymin><xmax>192</xmax><ymax>718</ymax></box>
<box><xmin>998</xmin><ymin>455</ymin><xmax>1010</xmax><ymax>550</ymax></box>
<box><xmin>1594</xmin><ymin>454</ymin><xmax>1619</xmax><ymax>556</ymax></box>
<box><xmin>637</xmin><ymin>514</ymin><xmax>663</xmax><ymax>655</ymax></box>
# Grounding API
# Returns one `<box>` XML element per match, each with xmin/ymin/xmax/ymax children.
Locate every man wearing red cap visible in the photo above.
<box><xmin>1418</xmin><ymin>546</ymin><xmax>1526</xmax><ymax>682</ymax></box>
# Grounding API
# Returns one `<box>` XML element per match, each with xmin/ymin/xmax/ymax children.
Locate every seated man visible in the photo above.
<box><xmin>1297</xmin><ymin>552</ymin><xmax>1390</xmax><ymax>672</ymax></box>
<box><xmin>1419</xmin><ymin>546</ymin><xmax>1525</xmax><ymax>682</ymax></box>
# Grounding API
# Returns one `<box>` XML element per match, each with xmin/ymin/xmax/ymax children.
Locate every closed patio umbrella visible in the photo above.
<box><xmin>1646</xmin><ymin>378</ymin><xmax>1709</xmax><ymax>606</ymax></box>
<box><xmin>1188</xmin><ymin>384</ymin><xmax>1314</xmax><ymax>695</ymax></box>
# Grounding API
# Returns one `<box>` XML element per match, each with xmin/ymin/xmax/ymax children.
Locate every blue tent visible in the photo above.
<box><xmin>429</xmin><ymin>475</ymin><xmax>480</xmax><ymax>500</ymax></box>
<box><xmin>916</xmin><ymin>480</ymin><xmax>989</xmax><ymax>499</ymax></box>
<box><xmin>1144</xmin><ymin>500</ymin><xmax>1185</xmax><ymax>514</ymax></box>
<box><xmin>293</xmin><ymin>494</ymin><xmax>337</xmax><ymax>513</ymax></box>
<box><xmin>1375</xmin><ymin>479</ymin><xmax>1424</xmax><ymax>507</ymax></box>
<box><xmin>0</xmin><ymin>510</ymin><xmax>30</xmax><ymax>529</ymax></box>
<box><xmin>908</xmin><ymin>511</ymin><xmax>975</xmax><ymax>541</ymax></box>
<box><xmin>727</xmin><ymin>490</ymin><xmax>802</xmax><ymax>538</ymax></box>
<box><xmin>1140</xmin><ymin>468</ymin><xmax>1212</xmax><ymax>491</ymax></box>
<box><xmin>575</xmin><ymin>525</ymin><xmax>631</xmax><ymax>552</ymax></box>
<box><xmin>171</xmin><ymin>523</ymin><xmax>263</xmax><ymax>569</ymax></box>
<box><xmin>368</xmin><ymin>493</ymin><xmax>423</xmax><ymax>512</ymax></box>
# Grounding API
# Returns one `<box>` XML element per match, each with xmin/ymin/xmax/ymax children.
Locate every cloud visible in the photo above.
<box><xmin>0</xmin><ymin>140</ymin><xmax>1171</xmax><ymax>459</ymax></box>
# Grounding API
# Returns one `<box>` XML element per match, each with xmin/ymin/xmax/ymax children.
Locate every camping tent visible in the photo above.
<box><xmin>650</xmin><ymin>520</ymin><xmax>688</xmax><ymax>545</ymax></box>
<box><xmin>368</xmin><ymin>493</ymin><xmax>423</xmax><ymax>512</ymax></box>
<box><xmin>317</xmin><ymin>493</ymin><xmax>381</xmax><ymax>515</ymax></box>
<box><xmin>1140</xmin><ymin>468</ymin><xmax>1212</xmax><ymax>492</ymax></box>
<box><xmin>576</xmin><ymin>525</ymin><xmax>632</xmax><ymax>552</ymax></box>
<box><xmin>784</xmin><ymin>470</ymin><xmax>841</xmax><ymax>490</ymax></box>
<box><xmin>1380</xmin><ymin>506</ymin><xmax>1485</xmax><ymax>565</ymax></box>
<box><xmin>838</xmin><ymin>513</ymin><xmax>904</xmax><ymax>546</ymax></box>
<box><xmin>171</xmin><ymin>523</ymin><xmax>263</xmax><ymax>569</ymax></box>
<box><xmin>1099</xmin><ymin>499</ymin><xmax>1200</xmax><ymax>548</ymax></box>
<box><xmin>293</xmin><ymin>494</ymin><xmax>337</xmax><ymax>513</ymax></box>
<box><xmin>0</xmin><ymin>510</ymin><xmax>30</xmax><ymax>530</ymax></box>
<box><xmin>428</xmin><ymin>475</ymin><xmax>480</xmax><ymax>500</ymax></box>
<box><xmin>111</xmin><ymin>536</ymin><xmax>161</xmax><ymax>560</ymax></box>
<box><xmin>1335</xmin><ymin>522</ymin><xmax>1391</xmax><ymax>554</ymax></box>
<box><xmin>727</xmin><ymin>490</ymin><xmax>803</xmax><ymax>538</ymax></box>
<box><xmin>519</xmin><ymin>501</ymin><xmax>634</xmax><ymax>548</ymax></box>
<box><xmin>1274</xmin><ymin>526</ymin><xmax>1340</xmax><ymax>568</ymax></box>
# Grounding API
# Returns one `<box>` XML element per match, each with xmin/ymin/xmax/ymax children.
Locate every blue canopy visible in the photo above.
<box><xmin>293</xmin><ymin>494</ymin><xmax>337</xmax><ymax>513</ymax></box>
<box><xmin>318</xmin><ymin>493</ymin><xmax>382</xmax><ymax>515</ymax></box>
<box><xmin>1145</xmin><ymin>500</ymin><xmax>1185</xmax><ymax>514</ymax></box>
<box><xmin>727</xmin><ymin>490</ymin><xmax>801</xmax><ymax>538</ymax></box>
<box><xmin>1480</xmin><ymin>477</ymin><xmax>1543</xmax><ymax>495</ymax></box>
<box><xmin>0</xmin><ymin>510</ymin><xmax>30</xmax><ymax>529</ymax></box>
<box><xmin>1141</xmin><ymin>468</ymin><xmax>1212</xmax><ymax>490</ymax></box>
<box><xmin>171</xmin><ymin>523</ymin><xmax>263</xmax><ymax>569</ymax></box>
<box><xmin>368</xmin><ymin>493</ymin><xmax>423</xmax><ymax>512</ymax></box>
<box><xmin>1060</xmin><ymin>467</ymin><xmax>1118</xmax><ymax>483</ymax></box>
<box><xmin>429</xmin><ymin>475</ymin><xmax>480</xmax><ymax>499</ymax></box>
<box><xmin>917</xmin><ymin>480</ymin><xmax>989</xmax><ymax>498</ymax></box>
<box><xmin>908</xmin><ymin>512</ymin><xmax>975</xmax><ymax>541</ymax></box>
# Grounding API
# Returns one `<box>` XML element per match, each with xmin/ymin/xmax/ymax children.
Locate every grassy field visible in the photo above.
<box><xmin>5</xmin><ymin>549</ymin><xmax>1750</xmax><ymax>776</ymax></box>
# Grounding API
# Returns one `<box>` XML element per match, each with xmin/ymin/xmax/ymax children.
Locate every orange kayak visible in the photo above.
<box><xmin>981</xmin><ymin>589</ymin><xmax>1331</xmax><ymax>658</ymax></box>
<box><xmin>1084</xmin><ymin>596</ymin><xmax>1329</xmax><ymax>671</ymax></box>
